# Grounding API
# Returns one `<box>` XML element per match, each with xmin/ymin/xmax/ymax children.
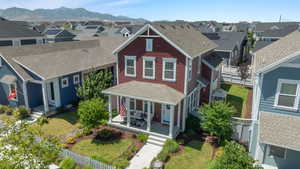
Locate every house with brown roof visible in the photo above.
<box><xmin>103</xmin><ymin>23</ymin><xmax>223</xmax><ymax>139</ymax></box>
<box><xmin>249</xmin><ymin>29</ymin><xmax>300</xmax><ymax>169</ymax></box>
<box><xmin>0</xmin><ymin>37</ymin><xmax>126</xmax><ymax>114</ymax></box>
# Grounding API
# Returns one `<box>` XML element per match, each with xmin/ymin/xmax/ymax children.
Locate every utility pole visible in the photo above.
<box><xmin>279</xmin><ymin>15</ymin><xmax>282</xmax><ymax>22</ymax></box>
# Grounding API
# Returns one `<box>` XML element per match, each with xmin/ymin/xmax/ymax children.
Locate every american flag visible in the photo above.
<box><xmin>120</xmin><ymin>98</ymin><xmax>127</xmax><ymax>117</ymax></box>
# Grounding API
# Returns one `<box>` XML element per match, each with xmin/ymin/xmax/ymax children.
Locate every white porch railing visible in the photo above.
<box><xmin>221</xmin><ymin>64</ymin><xmax>253</xmax><ymax>87</ymax></box>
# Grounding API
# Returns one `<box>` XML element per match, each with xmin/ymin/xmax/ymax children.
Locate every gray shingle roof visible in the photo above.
<box><xmin>103</xmin><ymin>80</ymin><xmax>185</xmax><ymax>105</ymax></box>
<box><xmin>252</xmin><ymin>41</ymin><xmax>274</xmax><ymax>53</ymax></box>
<box><xmin>254</xmin><ymin>22</ymin><xmax>299</xmax><ymax>32</ymax></box>
<box><xmin>254</xmin><ymin>30</ymin><xmax>300</xmax><ymax>72</ymax></box>
<box><xmin>123</xmin><ymin>25</ymin><xmax>144</xmax><ymax>34</ymax></box>
<box><xmin>203</xmin><ymin>52</ymin><xmax>223</xmax><ymax>68</ymax></box>
<box><xmin>0</xmin><ymin>20</ymin><xmax>43</xmax><ymax>38</ymax></box>
<box><xmin>204</xmin><ymin>32</ymin><xmax>247</xmax><ymax>51</ymax></box>
<box><xmin>0</xmin><ymin>37</ymin><xmax>126</xmax><ymax>80</ymax></box>
<box><xmin>260</xmin><ymin>112</ymin><xmax>300</xmax><ymax>151</ymax></box>
<box><xmin>261</xmin><ymin>24</ymin><xmax>298</xmax><ymax>38</ymax></box>
<box><xmin>151</xmin><ymin>23</ymin><xmax>218</xmax><ymax>57</ymax></box>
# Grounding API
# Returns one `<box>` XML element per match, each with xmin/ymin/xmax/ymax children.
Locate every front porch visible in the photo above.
<box><xmin>110</xmin><ymin>115</ymin><xmax>180</xmax><ymax>139</ymax></box>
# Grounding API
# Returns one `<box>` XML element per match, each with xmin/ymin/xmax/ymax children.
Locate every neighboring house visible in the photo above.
<box><xmin>204</xmin><ymin>32</ymin><xmax>248</xmax><ymax>65</ymax></box>
<box><xmin>235</xmin><ymin>22</ymin><xmax>251</xmax><ymax>32</ymax></box>
<box><xmin>250</xmin><ymin>30</ymin><xmax>300</xmax><ymax>169</ymax></box>
<box><xmin>44</xmin><ymin>28</ymin><xmax>76</xmax><ymax>43</ymax></box>
<box><xmin>222</xmin><ymin>23</ymin><xmax>237</xmax><ymax>32</ymax></box>
<box><xmin>103</xmin><ymin>23</ymin><xmax>223</xmax><ymax>139</ymax></box>
<box><xmin>118</xmin><ymin>25</ymin><xmax>144</xmax><ymax>37</ymax></box>
<box><xmin>0</xmin><ymin>37</ymin><xmax>126</xmax><ymax>113</ymax></box>
<box><xmin>260</xmin><ymin>24</ymin><xmax>298</xmax><ymax>42</ymax></box>
<box><xmin>191</xmin><ymin>21</ymin><xmax>222</xmax><ymax>33</ymax></box>
<box><xmin>253</xmin><ymin>22</ymin><xmax>298</xmax><ymax>40</ymax></box>
<box><xmin>251</xmin><ymin>41</ymin><xmax>274</xmax><ymax>53</ymax></box>
<box><xmin>0</xmin><ymin>20</ymin><xmax>44</xmax><ymax>46</ymax></box>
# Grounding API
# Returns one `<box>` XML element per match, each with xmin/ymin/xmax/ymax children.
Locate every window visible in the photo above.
<box><xmin>188</xmin><ymin>59</ymin><xmax>192</xmax><ymax>81</ymax></box>
<box><xmin>146</xmin><ymin>39</ymin><xmax>153</xmax><ymax>52</ymax></box>
<box><xmin>143</xmin><ymin>57</ymin><xmax>155</xmax><ymax>79</ymax></box>
<box><xmin>125</xmin><ymin>56</ymin><xmax>136</xmax><ymax>77</ymax></box>
<box><xmin>129</xmin><ymin>98</ymin><xmax>135</xmax><ymax>111</ymax></box>
<box><xmin>61</xmin><ymin>77</ymin><xmax>69</xmax><ymax>88</ymax></box>
<box><xmin>162</xmin><ymin>58</ymin><xmax>177</xmax><ymax>82</ymax></box>
<box><xmin>268</xmin><ymin>145</ymin><xmax>286</xmax><ymax>159</ymax></box>
<box><xmin>275</xmin><ymin>79</ymin><xmax>300</xmax><ymax>110</ymax></box>
<box><xmin>73</xmin><ymin>74</ymin><xmax>80</xmax><ymax>84</ymax></box>
<box><xmin>9</xmin><ymin>83</ymin><xmax>17</xmax><ymax>101</ymax></box>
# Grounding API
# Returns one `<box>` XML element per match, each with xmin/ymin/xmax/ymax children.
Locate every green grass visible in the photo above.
<box><xmin>0</xmin><ymin>113</ymin><xmax>15</xmax><ymax>122</ymax></box>
<box><xmin>221</xmin><ymin>83</ymin><xmax>249</xmax><ymax>117</ymax></box>
<box><xmin>71</xmin><ymin>139</ymin><xmax>133</xmax><ymax>164</ymax></box>
<box><xmin>165</xmin><ymin>141</ymin><xmax>213</xmax><ymax>169</ymax></box>
<box><xmin>37</xmin><ymin>111</ymin><xmax>80</xmax><ymax>140</ymax></box>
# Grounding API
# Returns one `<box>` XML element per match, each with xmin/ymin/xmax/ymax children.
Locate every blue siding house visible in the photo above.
<box><xmin>0</xmin><ymin>36</ymin><xmax>125</xmax><ymax>114</ymax></box>
<box><xmin>250</xmin><ymin>29</ymin><xmax>300</xmax><ymax>169</ymax></box>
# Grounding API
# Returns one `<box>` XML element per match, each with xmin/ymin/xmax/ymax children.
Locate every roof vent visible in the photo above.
<box><xmin>172</xmin><ymin>25</ymin><xmax>176</xmax><ymax>29</ymax></box>
<box><xmin>160</xmin><ymin>25</ymin><xmax>165</xmax><ymax>29</ymax></box>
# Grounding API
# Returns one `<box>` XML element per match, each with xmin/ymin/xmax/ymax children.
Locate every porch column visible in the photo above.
<box><xmin>108</xmin><ymin>95</ymin><xmax>112</xmax><ymax>123</ymax></box>
<box><xmin>177</xmin><ymin>102</ymin><xmax>181</xmax><ymax>128</ymax></box>
<box><xmin>147</xmin><ymin>101</ymin><xmax>151</xmax><ymax>131</ymax></box>
<box><xmin>22</xmin><ymin>81</ymin><xmax>29</xmax><ymax>109</ymax></box>
<box><xmin>126</xmin><ymin>97</ymin><xmax>130</xmax><ymax>127</ymax></box>
<box><xmin>42</xmin><ymin>82</ymin><xmax>49</xmax><ymax>113</ymax></box>
<box><xmin>169</xmin><ymin>105</ymin><xmax>175</xmax><ymax>138</ymax></box>
<box><xmin>182</xmin><ymin>98</ymin><xmax>187</xmax><ymax>131</ymax></box>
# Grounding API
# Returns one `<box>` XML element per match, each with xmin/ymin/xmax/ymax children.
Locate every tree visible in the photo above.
<box><xmin>77</xmin><ymin>69</ymin><xmax>113</xmax><ymax>101</ymax></box>
<box><xmin>238</xmin><ymin>63</ymin><xmax>250</xmax><ymax>84</ymax></box>
<box><xmin>77</xmin><ymin>98</ymin><xmax>108</xmax><ymax>129</ymax></box>
<box><xmin>209</xmin><ymin>141</ymin><xmax>263</xmax><ymax>169</ymax></box>
<box><xmin>0</xmin><ymin>120</ymin><xmax>61</xmax><ymax>169</ymax></box>
<box><xmin>199</xmin><ymin>101</ymin><xmax>235</xmax><ymax>143</ymax></box>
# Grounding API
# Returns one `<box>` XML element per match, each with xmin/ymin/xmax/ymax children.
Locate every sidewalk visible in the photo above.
<box><xmin>127</xmin><ymin>143</ymin><xmax>163</xmax><ymax>169</ymax></box>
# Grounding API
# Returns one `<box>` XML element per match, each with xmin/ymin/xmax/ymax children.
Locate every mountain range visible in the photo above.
<box><xmin>0</xmin><ymin>7</ymin><xmax>145</xmax><ymax>22</ymax></box>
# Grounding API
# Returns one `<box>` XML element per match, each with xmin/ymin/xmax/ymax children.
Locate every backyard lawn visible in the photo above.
<box><xmin>165</xmin><ymin>141</ymin><xmax>213</xmax><ymax>169</ymax></box>
<box><xmin>37</xmin><ymin>111</ymin><xmax>80</xmax><ymax>140</ymax></box>
<box><xmin>221</xmin><ymin>83</ymin><xmax>250</xmax><ymax>117</ymax></box>
<box><xmin>71</xmin><ymin>138</ymin><xmax>133</xmax><ymax>164</ymax></box>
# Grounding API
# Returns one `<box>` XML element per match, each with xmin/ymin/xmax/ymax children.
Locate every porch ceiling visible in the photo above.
<box><xmin>103</xmin><ymin>81</ymin><xmax>184</xmax><ymax>105</ymax></box>
<box><xmin>260</xmin><ymin>111</ymin><xmax>300</xmax><ymax>151</ymax></box>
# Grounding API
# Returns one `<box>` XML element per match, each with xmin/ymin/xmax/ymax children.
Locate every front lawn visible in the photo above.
<box><xmin>165</xmin><ymin>141</ymin><xmax>213</xmax><ymax>169</ymax></box>
<box><xmin>71</xmin><ymin>138</ymin><xmax>133</xmax><ymax>164</ymax></box>
<box><xmin>38</xmin><ymin>111</ymin><xmax>80</xmax><ymax>140</ymax></box>
<box><xmin>221</xmin><ymin>83</ymin><xmax>250</xmax><ymax>117</ymax></box>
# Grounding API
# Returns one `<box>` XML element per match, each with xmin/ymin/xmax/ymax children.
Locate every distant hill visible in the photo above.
<box><xmin>0</xmin><ymin>7</ymin><xmax>145</xmax><ymax>22</ymax></box>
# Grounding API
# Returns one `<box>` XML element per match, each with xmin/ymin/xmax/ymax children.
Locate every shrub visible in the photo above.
<box><xmin>13</xmin><ymin>106</ymin><xmax>29</xmax><ymax>119</ymax></box>
<box><xmin>94</xmin><ymin>129</ymin><xmax>120</xmax><ymax>141</ymax></box>
<box><xmin>137</xmin><ymin>133</ymin><xmax>148</xmax><ymax>143</ymax></box>
<box><xmin>37</xmin><ymin>116</ymin><xmax>48</xmax><ymax>125</ymax></box>
<box><xmin>77</xmin><ymin>98</ymin><xmax>108</xmax><ymax>129</ymax></box>
<box><xmin>0</xmin><ymin>106</ymin><xmax>7</xmax><ymax>114</ymax></box>
<box><xmin>121</xmin><ymin>144</ymin><xmax>138</xmax><ymax>160</ymax></box>
<box><xmin>215</xmin><ymin>147</ymin><xmax>224</xmax><ymax>158</ymax></box>
<box><xmin>186</xmin><ymin>115</ymin><xmax>201</xmax><ymax>132</ymax></box>
<box><xmin>65</xmin><ymin>137</ymin><xmax>76</xmax><ymax>144</ymax></box>
<box><xmin>61</xmin><ymin>144</ymin><xmax>68</xmax><ymax>149</ymax></box>
<box><xmin>82</xmin><ymin>127</ymin><xmax>93</xmax><ymax>136</ymax></box>
<box><xmin>5</xmin><ymin>106</ymin><xmax>14</xmax><ymax>115</ymax></box>
<box><xmin>75</xmin><ymin>130</ymin><xmax>83</xmax><ymax>138</ymax></box>
<box><xmin>112</xmin><ymin>158</ymin><xmax>129</xmax><ymax>169</ymax></box>
<box><xmin>59</xmin><ymin>157</ymin><xmax>76</xmax><ymax>169</ymax></box>
<box><xmin>157</xmin><ymin>139</ymin><xmax>180</xmax><ymax>162</ymax></box>
<box><xmin>185</xmin><ymin>129</ymin><xmax>198</xmax><ymax>138</ymax></box>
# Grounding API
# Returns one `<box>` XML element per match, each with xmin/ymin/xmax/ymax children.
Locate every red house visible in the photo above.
<box><xmin>103</xmin><ymin>23</ymin><xmax>223</xmax><ymax>139</ymax></box>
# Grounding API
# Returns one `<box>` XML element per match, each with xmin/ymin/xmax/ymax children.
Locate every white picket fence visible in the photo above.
<box><xmin>61</xmin><ymin>149</ymin><xmax>115</xmax><ymax>169</ymax></box>
<box><xmin>231</xmin><ymin>117</ymin><xmax>252</xmax><ymax>146</ymax></box>
<box><xmin>221</xmin><ymin>65</ymin><xmax>253</xmax><ymax>87</ymax></box>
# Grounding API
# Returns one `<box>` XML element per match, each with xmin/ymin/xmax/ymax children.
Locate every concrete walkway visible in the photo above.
<box><xmin>127</xmin><ymin>143</ymin><xmax>163</xmax><ymax>169</ymax></box>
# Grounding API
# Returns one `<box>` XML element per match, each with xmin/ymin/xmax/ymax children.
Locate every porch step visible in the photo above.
<box><xmin>147</xmin><ymin>135</ymin><xmax>167</xmax><ymax>147</ymax></box>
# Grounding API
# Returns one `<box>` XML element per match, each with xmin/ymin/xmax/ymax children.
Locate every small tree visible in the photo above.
<box><xmin>199</xmin><ymin>101</ymin><xmax>235</xmax><ymax>143</ymax></box>
<box><xmin>0</xmin><ymin>120</ymin><xmax>61</xmax><ymax>169</ymax></box>
<box><xmin>238</xmin><ymin>63</ymin><xmax>250</xmax><ymax>85</ymax></box>
<box><xmin>77</xmin><ymin>69</ymin><xmax>113</xmax><ymax>101</ymax></box>
<box><xmin>77</xmin><ymin>98</ymin><xmax>108</xmax><ymax>129</ymax></box>
<box><xmin>209</xmin><ymin>141</ymin><xmax>263</xmax><ymax>169</ymax></box>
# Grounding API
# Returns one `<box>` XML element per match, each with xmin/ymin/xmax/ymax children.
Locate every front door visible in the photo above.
<box><xmin>46</xmin><ymin>79</ymin><xmax>60</xmax><ymax>107</ymax></box>
<box><xmin>162</xmin><ymin>104</ymin><xmax>171</xmax><ymax>124</ymax></box>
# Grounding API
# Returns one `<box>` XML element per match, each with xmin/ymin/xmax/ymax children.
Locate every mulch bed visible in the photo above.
<box><xmin>244</xmin><ymin>88</ymin><xmax>253</xmax><ymax>119</ymax></box>
<box><xmin>64</xmin><ymin>125</ymin><xmax>144</xmax><ymax>150</ymax></box>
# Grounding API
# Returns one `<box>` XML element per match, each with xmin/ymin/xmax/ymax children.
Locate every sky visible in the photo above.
<box><xmin>1</xmin><ymin>0</ymin><xmax>300</xmax><ymax>22</ymax></box>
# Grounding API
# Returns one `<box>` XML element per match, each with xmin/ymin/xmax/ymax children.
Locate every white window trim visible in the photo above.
<box><xmin>274</xmin><ymin>79</ymin><xmax>300</xmax><ymax>111</ymax></box>
<box><xmin>146</xmin><ymin>39</ymin><xmax>153</xmax><ymax>52</ymax></box>
<box><xmin>125</xmin><ymin>55</ymin><xmax>136</xmax><ymax>77</ymax></box>
<box><xmin>188</xmin><ymin>59</ymin><xmax>192</xmax><ymax>81</ymax></box>
<box><xmin>143</xmin><ymin>56</ymin><xmax>155</xmax><ymax>79</ymax></box>
<box><xmin>267</xmin><ymin>145</ymin><xmax>287</xmax><ymax>159</ymax></box>
<box><xmin>61</xmin><ymin>77</ymin><xmax>69</xmax><ymax>88</ymax></box>
<box><xmin>73</xmin><ymin>74</ymin><xmax>80</xmax><ymax>84</ymax></box>
<box><xmin>9</xmin><ymin>82</ymin><xmax>18</xmax><ymax>101</ymax></box>
<box><xmin>162</xmin><ymin>58</ymin><xmax>177</xmax><ymax>82</ymax></box>
<box><xmin>129</xmin><ymin>98</ymin><xmax>136</xmax><ymax>112</ymax></box>
<box><xmin>0</xmin><ymin>57</ymin><xmax>2</xmax><ymax>67</ymax></box>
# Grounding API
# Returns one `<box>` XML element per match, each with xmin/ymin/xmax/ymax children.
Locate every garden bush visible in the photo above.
<box><xmin>59</xmin><ymin>157</ymin><xmax>76</xmax><ymax>169</ymax></box>
<box><xmin>157</xmin><ymin>139</ymin><xmax>180</xmax><ymax>162</ymax></box>
<box><xmin>120</xmin><ymin>144</ymin><xmax>138</xmax><ymax>160</ymax></box>
<box><xmin>0</xmin><ymin>106</ymin><xmax>7</xmax><ymax>114</ymax></box>
<box><xmin>37</xmin><ymin>116</ymin><xmax>48</xmax><ymax>125</ymax></box>
<box><xmin>75</xmin><ymin>130</ymin><xmax>84</xmax><ymax>138</ymax></box>
<box><xmin>82</xmin><ymin>127</ymin><xmax>93</xmax><ymax>136</ymax></box>
<box><xmin>77</xmin><ymin>98</ymin><xmax>108</xmax><ymax>129</ymax></box>
<box><xmin>137</xmin><ymin>133</ymin><xmax>148</xmax><ymax>143</ymax></box>
<box><xmin>5</xmin><ymin>106</ymin><xmax>14</xmax><ymax>115</ymax></box>
<box><xmin>186</xmin><ymin>115</ymin><xmax>201</xmax><ymax>132</ymax></box>
<box><xmin>94</xmin><ymin>129</ymin><xmax>121</xmax><ymax>141</ymax></box>
<box><xmin>13</xmin><ymin>106</ymin><xmax>29</xmax><ymax>119</ymax></box>
<box><xmin>65</xmin><ymin>137</ymin><xmax>76</xmax><ymax>144</ymax></box>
